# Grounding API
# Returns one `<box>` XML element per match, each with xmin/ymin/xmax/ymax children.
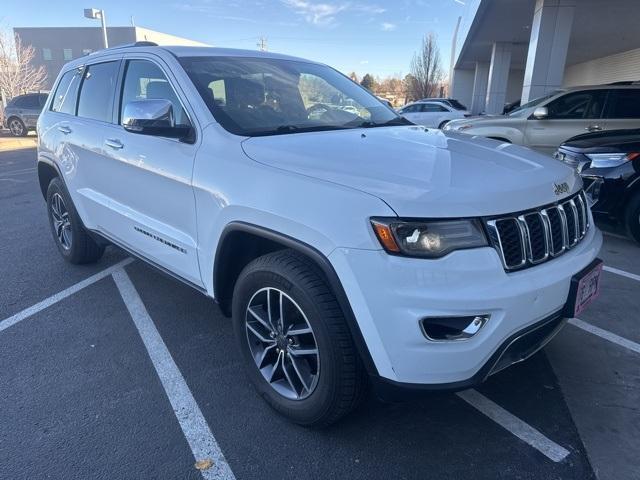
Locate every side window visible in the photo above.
<box><xmin>21</xmin><ymin>95</ymin><xmax>40</xmax><ymax>109</ymax></box>
<box><xmin>77</xmin><ymin>61</ymin><xmax>119</xmax><ymax>122</ymax></box>
<box><xmin>120</xmin><ymin>59</ymin><xmax>190</xmax><ymax>127</ymax></box>
<box><xmin>604</xmin><ymin>89</ymin><xmax>640</xmax><ymax>119</ymax></box>
<box><xmin>12</xmin><ymin>96</ymin><xmax>28</xmax><ymax>108</ymax></box>
<box><xmin>422</xmin><ymin>104</ymin><xmax>447</xmax><ymax>112</ymax></box>
<box><xmin>51</xmin><ymin>69</ymin><xmax>81</xmax><ymax>115</ymax></box>
<box><xmin>546</xmin><ymin>90</ymin><xmax>604</xmax><ymax>119</ymax></box>
<box><xmin>403</xmin><ymin>105</ymin><xmax>417</xmax><ymax>113</ymax></box>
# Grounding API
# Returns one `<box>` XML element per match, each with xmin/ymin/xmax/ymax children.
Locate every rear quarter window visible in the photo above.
<box><xmin>51</xmin><ymin>69</ymin><xmax>82</xmax><ymax>115</ymax></box>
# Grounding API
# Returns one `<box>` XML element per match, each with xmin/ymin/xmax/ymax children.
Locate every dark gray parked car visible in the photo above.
<box><xmin>3</xmin><ymin>93</ymin><xmax>48</xmax><ymax>136</ymax></box>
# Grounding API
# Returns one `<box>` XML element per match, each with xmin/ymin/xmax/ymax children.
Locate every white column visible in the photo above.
<box><xmin>521</xmin><ymin>0</ymin><xmax>576</xmax><ymax>103</ymax></box>
<box><xmin>470</xmin><ymin>62</ymin><xmax>489</xmax><ymax>115</ymax></box>
<box><xmin>485</xmin><ymin>43</ymin><xmax>512</xmax><ymax>114</ymax></box>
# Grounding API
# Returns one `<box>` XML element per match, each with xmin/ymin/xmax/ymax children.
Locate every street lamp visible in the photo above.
<box><xmin>84</xmin><ymin>8</ymin><xmax>108</xmax><ymax>49</ymax></box>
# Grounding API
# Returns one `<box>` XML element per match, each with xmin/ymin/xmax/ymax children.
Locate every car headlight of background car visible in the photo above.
<box><xmin>371</xmin><ymin>218</ymin><xmax>488</xmax><ymax>258</ymax></box>
<box><xmin>443</xmin><ymin>123</ymin><xmax>473</xmax><ymax>132</ymax></box>
<box><xmin>586</xmin><ymin>152</ymin><xmax>639</xmax><ymax>168</ymax></box>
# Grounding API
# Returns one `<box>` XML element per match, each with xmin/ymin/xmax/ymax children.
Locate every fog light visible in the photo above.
<box><xmin>420</xmin><ymin>315</ymin><xmax>489</xmax><ymax>341</ymax></box>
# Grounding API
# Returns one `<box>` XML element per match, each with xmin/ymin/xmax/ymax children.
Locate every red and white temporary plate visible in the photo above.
<box><xmin>572</xmin><ymin>260</ymin><xmax>603</xmax><ymax>317</ymax></box>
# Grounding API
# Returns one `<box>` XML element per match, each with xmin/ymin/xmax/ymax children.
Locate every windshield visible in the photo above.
<box><xmin>179</xmin><ymin>56</ymin><xmax>407</xmax><ymax>136</ymax></box>
<box><xmin>508</xmin><ymin>90</ymin><xmax>563</xmax><ymax>116</ymax></box>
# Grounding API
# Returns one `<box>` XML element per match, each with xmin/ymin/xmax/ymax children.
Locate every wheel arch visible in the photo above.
<box><xmin>213</xmin><ymin>221</ymin><xmax>378</xmax><ymax>376</ymax></box>
<box><xmin>37</xmin><ymin>159</ymin><xmax>62</xmax><ymax>199</ymax></box>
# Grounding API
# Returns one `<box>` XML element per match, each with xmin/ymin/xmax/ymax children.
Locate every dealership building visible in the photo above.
<box><xmin>451</xmin><ymin>0</ymin><xmax>640</xmax><ymax>114</ymax></box>
<box><xmin>14</xmin><ymin>26</ymin><xmax>206</xmax><ymax>89</ymax></box>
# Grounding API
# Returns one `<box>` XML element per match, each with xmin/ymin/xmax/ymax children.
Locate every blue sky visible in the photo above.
<box><xmin>5</xmin><ymin>0</ymin><xmax>471</xmax><ymax>78</ymax></box>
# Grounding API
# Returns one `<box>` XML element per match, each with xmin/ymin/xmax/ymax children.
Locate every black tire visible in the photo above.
<box><xmin>8</xmin><ymin>117</ymin><xmax>27</xmax><ymax>137</ymax></box>
<box><xmin>625</xmin><ymin>192</ymin><xmax>640</xmax><ymax>244</ymax></box>
<box><xmin>46</xmin><ymin>177</ymin><xmax>105</xmax><ymax>264</ymax></box>
<box><xmin>438</xmin><ymin>120</ymin><xmax>449</xmax><ymax>130</ymax></box>
<box><xmin>232</xmin><ymin>249</ymin><xmax>367</xmax><ymax>427</ymax></box>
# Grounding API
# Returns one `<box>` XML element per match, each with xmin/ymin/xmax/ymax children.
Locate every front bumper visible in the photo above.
<box><xmin>329</xmin><ymin>221</ymin><xmax>602</xmax><ymax>386</ymax></box>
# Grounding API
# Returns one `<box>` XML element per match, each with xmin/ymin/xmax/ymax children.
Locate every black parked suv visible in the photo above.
<box><xmin>556</xmin><ymin>129</ymin><xmax>640</xmax><ymax>243</ymax></box>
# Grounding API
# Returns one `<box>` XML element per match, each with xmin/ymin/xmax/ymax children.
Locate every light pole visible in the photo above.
<box><xmin>84</xmin><ymin>8</ymin><xmax>108</xmax><ymax>49</ymax></box>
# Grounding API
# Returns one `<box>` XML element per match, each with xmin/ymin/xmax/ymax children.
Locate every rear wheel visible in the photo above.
<box><xmin>8</xmin><ymin>117</ymin><xmax>27</xmax><ymax>137</ymax></box>
<box><xmin>232</xmin><ymin>249</ymin><xmax>367</xmax><ymax>427</ymax></box>
<box><xmin>625</xmin><ymin>192</ymin><xmax>640</xmax><ymax>244</ymax></box>
<box><xmin>438</xmin><ymin>120</ymin><xmax>449</xmax><ymax>130</ymax></box>
<box><xmin>46</xmin><ymin>178</ymin><xmax>105</xmax><ymax>264</ymax></box>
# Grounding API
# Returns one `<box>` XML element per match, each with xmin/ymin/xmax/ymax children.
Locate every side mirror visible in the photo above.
<box><xmin>122</xmin><ymin>99</ymin><xmax>191</xmax><ymax>139</ymax></box>
<box><xmin>532</xmin><ymin>106</ymin><xmax>548</xmax><ymax>120</ymax></box>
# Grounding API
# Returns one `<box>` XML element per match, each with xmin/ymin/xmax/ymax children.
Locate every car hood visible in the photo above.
<box><xmin>562</xmin><ymin>128</ymin><xmax>640</xmax><ymax>151</ymax></box>
<box><xmin>241</xmin><ymin>126</ymin><xmax>580</xmax><ymax>217</ymax></box>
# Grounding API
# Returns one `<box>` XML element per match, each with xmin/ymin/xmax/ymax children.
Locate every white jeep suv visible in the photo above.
<box><xmin>37</xmin><ymin>44</ymin><xmax>603</xmax><ymax>426</ymax></box>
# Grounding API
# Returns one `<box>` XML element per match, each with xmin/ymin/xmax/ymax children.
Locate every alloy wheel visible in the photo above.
<box><xmin>245</xmin><ymin>287</ymin><xmax>320</xmax><ymax>400</ymax></box>
<box><xmin>50</xmin><ymin>192</ymin><xmax>73</xmax><ymax>250</ymax></box>
<box><xmin>9</xmin><ymin>119</ymin><xmax>24</xmax><ymax>136</ymax></box>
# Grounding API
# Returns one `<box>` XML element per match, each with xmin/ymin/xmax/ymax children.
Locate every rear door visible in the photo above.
<box><xmin>525</xmin><ymin>90</ymin><xmax>607</xmax><ymax>154</ymax></box>
<box><xmin>601</xmin><ymin>88</ymin><xmax>640</xmax><ymax>132</ymax></box>
<box><xmin>62</xmin><ymin>58</ymin><xmax>123</xmax><ymax>227</ymax></box>
<box><xmin>422</xmin><ymin>102</ymin><xmax>451</xmax><ymax>128</ymax></box>
<box><xmin>96</xmin><ymin>55</ymin><xmax>202</xmax><ymax>285</ymax></box>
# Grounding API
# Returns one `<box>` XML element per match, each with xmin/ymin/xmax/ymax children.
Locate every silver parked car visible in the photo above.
<box><xmin>444</xmin><ymin>85</ymin><xmax>640</xmax><ymax>155</ymax></box>
<box><xmin>3</xmin><ymin>93</ymin><xmax>48</xmax><ymax>136</ymax></box>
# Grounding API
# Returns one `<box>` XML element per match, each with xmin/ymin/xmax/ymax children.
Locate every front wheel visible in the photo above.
<box><xmin>232</xmin><ymin>250</ymin><xmax>367</xmax><ymax>427</ymax></box>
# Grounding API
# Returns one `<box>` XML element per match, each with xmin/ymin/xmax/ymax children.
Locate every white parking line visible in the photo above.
<box><xmin>603</xmin><ymin>265</ymin><xmax>640</xmax><ymax>283</ymax></box>
<box><xmin>0</xmin><ymin>258</ymin><xmax>133</xmax><ymax>333</ymax></box>
<box><xmin>112</xmin><ymin>269</ymin><xmax>235</xmax><ymax>480</ymax></box>
<box><xmin>456</xmin><ymin>389</ymin><xmax>570</xmax><ymax>463</ymax></box>
<box><xmin>569</xmin><ymin>318</ymin><xmax>640</xmax><ymax>355</ymax></box>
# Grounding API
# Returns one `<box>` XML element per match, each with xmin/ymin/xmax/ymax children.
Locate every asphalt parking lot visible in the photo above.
<box><xmin>1</xmin><ymin>147</ymin><xmax>638</xmax><ymax>480</ymax></box>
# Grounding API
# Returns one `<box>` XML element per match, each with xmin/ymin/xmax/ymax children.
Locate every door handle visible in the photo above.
<box><xmin>58</xmin><ymin>125</ymin><xmax>72</xmax><ymax>134</ymax></box>
<box><xmin>105</xmin><ymin>138</ymin><xmax>124</xmax><ymax>149</ymax></box>
<box><xmin>586</xmin><ymin>125</ymin><xmax>602</xmax><ymax>132</ymax></box>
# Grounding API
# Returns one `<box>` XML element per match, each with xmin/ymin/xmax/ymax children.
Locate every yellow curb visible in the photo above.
<box><xmin>0</xmin><ymin>137</ymin><xmax>37</xmax><ymax>152</ymax></box>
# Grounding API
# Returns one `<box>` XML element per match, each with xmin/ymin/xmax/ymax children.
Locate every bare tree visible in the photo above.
<box><xmin>408</xmin><ymin>33</ymin><xmax>444</xmax><ymax>100</ymax></box>
<box><xmin>0</xmin><ymin>30</ymin><xmax>47</xmax><ymax>103</ymax></box>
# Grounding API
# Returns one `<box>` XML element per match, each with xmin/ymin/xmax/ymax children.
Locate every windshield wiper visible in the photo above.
<box><xmin>249</xmin><ymin>124</ymin><xmax>353</xmax><ymax>137</ymax></box>
<box><xmin>349</xmin><ymin>117</ymin><xmax>412</xmax><ymax>128</ymax></box>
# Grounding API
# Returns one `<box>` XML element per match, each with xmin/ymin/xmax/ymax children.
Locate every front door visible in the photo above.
<box><xmin>525</xmin><ymin>90</ymin><xmax>607</xmax><ymax>155</ymax></box>
<box><xmin>97</xmin><ymin>56</ymin><xmax>202</xmax><ymax>286</ymax></box>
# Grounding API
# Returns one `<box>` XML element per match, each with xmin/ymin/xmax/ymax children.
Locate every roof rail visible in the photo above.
<box><xmin>133</xmin><ymin>41</ymin><xmax>159</xmax><ymax>47</ymax></box>
<box><xmin>608</xmin><ymin>80</ymin><xmax>639</xmax><ymax>85</ymax></box>
<box><xmin>90</xmin><ymin>41</ymin><xmax>159</xmax><ymax>54</ymax></box>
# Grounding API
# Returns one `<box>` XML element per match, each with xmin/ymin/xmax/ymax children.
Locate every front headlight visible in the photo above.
<box><xmin>443</xmin><ymin>123</ymin><xmax>472</xmax><ymax>132</ymax></box>
<box><xmin>371</xmin><ymin>218</ymin><xmax>488</xmax><ymax>258</ymax></box>
<box><xmin>586</xmin><ymin>152</ymin><xmax>639</xmax><ymax>168</ymax></box>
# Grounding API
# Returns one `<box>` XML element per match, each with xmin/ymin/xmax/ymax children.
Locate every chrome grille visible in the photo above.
<box><xmin>487</xmin><ymin>191</ymin><xmax>590</xmax><ymax>271</ymax></box>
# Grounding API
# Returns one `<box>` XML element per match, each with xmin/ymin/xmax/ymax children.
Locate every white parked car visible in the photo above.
<box><xmin>38</xmin><ymin>44</ymin><xmax>603</xmax><ymax>426</ymax></box>
<box><xmin>399</xmin><ymin>101</ymin><xmax>468</xmax><ymax>129</ymax></box>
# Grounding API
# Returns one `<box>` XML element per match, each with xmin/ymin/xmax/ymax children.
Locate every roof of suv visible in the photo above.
<box><xmin>72</xmin><ymin>44</ymin><xmax>319</xmax><ymax>67</ymax></box>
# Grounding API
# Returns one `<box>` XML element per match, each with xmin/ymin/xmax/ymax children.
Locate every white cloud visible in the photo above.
<box><xmin>282</xmin><ymin>0</ymin><xmax>385</xmax><ymax>26</ymax></box>
<box><xmin>381</xmin><ymin>22</ymin><xmax>396</xmax><ymax>31</ymax></box>
<box><xmin>360</xmin><ymin>60</ymin><xmax>369</xmax><ymax>64</ymax></box>
<box><xmin>282</xmin><ymin>0</ymin><xmax>347</xmax><ymax>25</ymax></box>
